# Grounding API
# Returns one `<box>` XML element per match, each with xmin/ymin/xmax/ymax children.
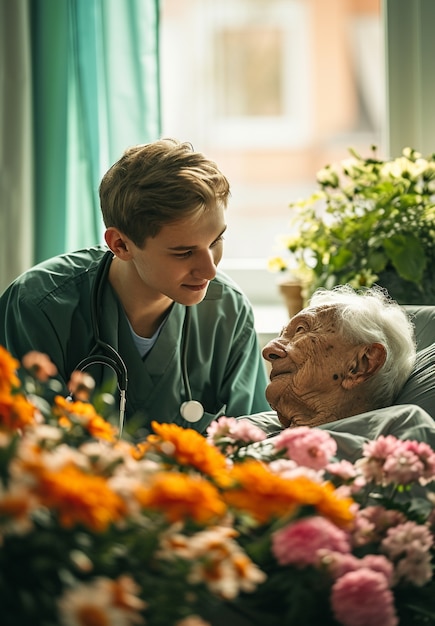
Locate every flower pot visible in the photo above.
<box><xmin>277</xmin><ymin>280</ymin><xmax>304</xmax><ymax>318</ymax></box>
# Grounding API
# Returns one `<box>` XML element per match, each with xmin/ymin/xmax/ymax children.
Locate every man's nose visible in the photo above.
<box><xmin>262</xmin><ymin>339</ymin><xmax>287</xmax><ymax>362</ymax></box>
<box><xmin>192</xmin><ymin>250</ymin><xmax>217</xmax><ymax>280</ymax></box>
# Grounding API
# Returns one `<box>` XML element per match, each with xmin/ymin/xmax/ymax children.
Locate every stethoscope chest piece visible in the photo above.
<box><xmin>180</xmin><ymin>400</ymin><xmax>204</xmax><ymax>423</ymax></box>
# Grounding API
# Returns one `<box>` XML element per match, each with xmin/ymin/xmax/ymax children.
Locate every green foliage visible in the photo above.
<box><xmin>273</xmin><ymin>147</ymin><xmax>435</xmax><ymax>303</ymax></box>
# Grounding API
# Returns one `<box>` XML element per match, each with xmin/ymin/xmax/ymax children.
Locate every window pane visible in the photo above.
<box><xmin>215</xmin><ymin>26</ymin><xmax>283</xmax><ymax>117</ymax></box>
<box><xmin>160</xmin><ymin>0</ymin><xmax>383</xmax><ymax>299</ymax></box>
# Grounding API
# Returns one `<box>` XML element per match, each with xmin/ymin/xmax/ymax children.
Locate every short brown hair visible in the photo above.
<box><xmin>99</xmin><ymin>138</ymin><xmax>230</xmax><ymax>247</ymax></box>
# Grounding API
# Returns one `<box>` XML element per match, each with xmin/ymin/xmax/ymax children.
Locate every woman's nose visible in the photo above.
<box><xmin>262</xmin><ymin>339</ymin><xmax>287</xmax><ymax>362</ymax></box>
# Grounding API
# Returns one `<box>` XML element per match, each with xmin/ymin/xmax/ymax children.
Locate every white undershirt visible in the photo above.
<box><xmin>126</xmin><ymin>317</ymin><xmax>167</xmax><ymax>359</ymax></box>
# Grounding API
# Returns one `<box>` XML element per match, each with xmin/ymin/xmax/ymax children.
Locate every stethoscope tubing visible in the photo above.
<box><xmin>72</xmin><ymin>250</ymin><xmax>203</xmax><ymax>434</ymax></box>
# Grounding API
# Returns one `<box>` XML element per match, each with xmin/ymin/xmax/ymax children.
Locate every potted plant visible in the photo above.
<box><xmin>269</xmin><ymin>146</ymin><xmax>435</xmax><ymax>304</ymax></box>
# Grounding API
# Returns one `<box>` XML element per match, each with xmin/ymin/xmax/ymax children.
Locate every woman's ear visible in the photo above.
<box><xmin>104</xmin><ymin>228</ymin><xmax>132</xmax><ymax>260</ymax></box>
<box><xmin>342</xmin><ymin>342</ymin><xmax>387</xmax><ymax>389</ymax></box>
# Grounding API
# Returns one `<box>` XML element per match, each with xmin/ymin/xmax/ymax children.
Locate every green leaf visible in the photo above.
<box><xmin>366</xmin><ymin>248</ymin><xmax>388</xmax><ymax>273</ymax></box>
<box><xmin>328</xmin><ymin>247</ymin><xmax>353</xmax><ymax>271</ymax></box>
<box><xmin>383</xmin><ymin>234</ymin><xmax>426</xmax><ymax>283</ymax></box>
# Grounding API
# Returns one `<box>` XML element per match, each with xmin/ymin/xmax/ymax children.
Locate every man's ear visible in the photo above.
<box><xmin>104</xmin><ymin>227</ymin><xmax>132</xmax><ymax>260</ymax></box>
<box><xmin>342</xmin><ymin>342</ymin><xmax>387</xmax><ymax>389</ymax></box>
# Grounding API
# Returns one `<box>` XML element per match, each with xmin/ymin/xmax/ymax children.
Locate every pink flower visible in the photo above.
<box><xmin>67</xmin><ymin>370</ymin><xmax>96</xmax><ymax>402</ymax></box>
<box><xmin>356</xmin><ymin>436</ymin><xmax>403</xmax><ymax>483</ymax></box>
<box><xmin>206</xmin><ymin>417</ymin><xmax>267</xmax><ymax>446</ymax></box>
<box><xmin>396</xmin><ymin>440</ymin><xmax>435</xmax><ymax>484</ymax></box>
<box><xmin>383</xmin><ymin>447</ymin><xmax>425</xmax><ymax>485</ymax></box>
<box><xmin>268</xmin><ymin>458</ymin><xmax>323</xmax><ymax>482</ymax></box>
<box><xmin>358</xmin><ymin>555</ymin><xmax>394</xmax><ymax>585</ymax></box>
<box><xmin>272</xmin><ymin>516</ymin><xmax>350</xmax><ymax>567</ymax></box>
<box><xmin>331</xmin><ymin>569</ymin><xmax>398</xmax><ymax>626</ymax></box>
<box><xmin>318</xmin><ymin>550</ymin><xmax>361</xmax><ymax>579</ymax></box>
<box><xmin>351</xmin><ymin>506</ymin><xmax>406</xmax><ymax>547</ymax></box>
<box><xmin>176</xmin><ymin>618</ymin><xmax>211</xmax><ymax>626</ymax></box>
<box><xmin>327</xmin><ymin>459</ymin><xmax>359</xmax><ymax>481</ymax></box>
<box><xmin>272</xmin><ymin>427</ymin><xmax>337</xmax><ymax>470</ymax></box>
<box><xmin>381</xmin><ymin>521</ymin><xmax>433</xmax><ymax>586</ymax></box>
<box><xmin>22</xmin><ymin>351</ymin><xmax>58</xmax><ymax>382</ymax></box>
<box><xmin>356</xmin><ymin>436</ymin><xmax>435</xmax><ymax>486</ymax></box>
<box><xmin>362</xmin><ymin>436</ymin><xmax>400</xmax><ymax>461</ymax></box>
<box><xmin>319</xmin><ymin>551</ymin><xmax>393</xmax><ymax>585</ymax></box>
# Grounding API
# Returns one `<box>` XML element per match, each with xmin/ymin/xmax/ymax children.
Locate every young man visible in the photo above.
<box><xmin>0</xmin><ymin>139</ymin><xmax>269</xmax><ymax>437</ymax></box>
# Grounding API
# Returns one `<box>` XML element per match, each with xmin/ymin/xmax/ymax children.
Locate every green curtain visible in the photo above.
<box><xmin>31</xmin><ymin>0</ymin><xmax>161</xmax><ymax>262</ymax></box>
<box><xmin>0</xmin><ymin>0</ymin><xmax>34</xmax><ymax>291</ymax></box>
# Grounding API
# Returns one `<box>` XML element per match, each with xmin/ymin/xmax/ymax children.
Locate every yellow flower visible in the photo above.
<box><xmin>0</xmin><ymin>345</ymin><xmax>20</xmax><ymax>394</ymax></box>
<box><xmin>147</xmin><ymin>421</ymin><xmax>228</xmax><ymax>479</ymax></box>
<box><xmin>267</xmin><ymin>256</ymin><xmax>288</xmax><ymax>273</ymax></box>
<box><xmin>135</xmin><ymin>471</ymin><xmax>227</xmax><ymax>524</ymax></box>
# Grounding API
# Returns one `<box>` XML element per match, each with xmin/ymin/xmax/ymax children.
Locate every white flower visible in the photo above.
<box><xmin>58</xmin><ymin>576</ymin><xmax>146</xmax><ymax>626</ymax></box>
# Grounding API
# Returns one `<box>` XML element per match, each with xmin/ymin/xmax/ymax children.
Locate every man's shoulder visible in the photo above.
<box><xmin>206</xmin><ymin>269</ymin><xmax>250</xmax><ymax>303</ymax></box>
<box><xmin>1</xmin><ymin>246</ymin><xmax>107</xmax><ymax>307</ymax></box>
<box><xmin>198</xmin><ymin>270</ymin><xmax>257</xmax><ymax>330</ymax></box>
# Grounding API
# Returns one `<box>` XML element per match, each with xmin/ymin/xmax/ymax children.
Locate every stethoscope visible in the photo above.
<box><xmin>72</xmin><ymin>251</ymin><xmax>205</xmax><ymax>436</ymax></box>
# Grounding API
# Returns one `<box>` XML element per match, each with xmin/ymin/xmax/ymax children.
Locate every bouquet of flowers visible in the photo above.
<box><xmin>0</xmin><ymin>345</ymin><xmax>434</xmax><ymax>626</ymax></box>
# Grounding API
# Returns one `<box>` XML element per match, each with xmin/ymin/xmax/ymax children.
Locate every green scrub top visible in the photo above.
<box><xmin>0</xmin><ymin>246</ymin><xmax>270</xmax><ymax>437</ymax></box>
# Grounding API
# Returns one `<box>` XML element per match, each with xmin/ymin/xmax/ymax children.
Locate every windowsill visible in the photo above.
<box><xmin>253</xmin><ymin>304</ymin><xmax>289</xmax><ymax>348</ymax></box>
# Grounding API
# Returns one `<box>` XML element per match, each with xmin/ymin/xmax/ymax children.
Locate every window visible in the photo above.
<box><xmin>160</xmin><ymin>0</ymin><xmax>383</xmax><ymax>306</ymax></box>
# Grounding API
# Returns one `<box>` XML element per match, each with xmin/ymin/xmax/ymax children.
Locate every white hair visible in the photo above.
<box><xmin>307</xmin><ymin>284</ymin><xmax>416</xmax><ymax>407</ymax></box>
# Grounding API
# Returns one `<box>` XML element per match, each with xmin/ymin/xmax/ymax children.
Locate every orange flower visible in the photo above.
<box><xmin>0</xmin><ymin>391</ymin><xmax>37</xmax><ymax>432</ymax></box>
<box><xmin>54</xmin><ymin>395</ymin><xmax>100</xmax><ymax>419</ymax></box>
<box><xmin>223</xmin><ymin>460</ymin><xmax>300</xmax><ymax>524</ymax></box>
<box><xmin>135</xmin><ymin>471</ymin><xmax>227</xmax><ymax>524</ymax></box>
<box><xmin>0</xmin><ymin>346</ymin><xmax>20</xmax><ymax>394</ymax></box>
<box><xmin>54</xmin><ymin>396</ymin><xmax>117</xmax><ymax>441</ymax></box>
<box><xmin>86</xmin><ymin>414</ymin><xmax>118</xmax><ymax>442</ymax></box>
<box><xmin>148</xmin><ymin>421</ymin><xmax>228</xmax><ymax>479</ymax></box>
<box><xmin>223</xmin><ymin>460</ymin><xmax>354</xmax><ymax>527</ymax></box>
<box><xmin>36</xmin><ymin>463</ymin><xmax>127</xmax><ymax>532</ymax></box>
<box><xmin>308</xmin><ymin>480</ymin><xmax>355</xmax><ymax>528</ymax></box>
<box><xmin>131</xmin><ymin>442</ymin><xmax>148</xmax><ymax>460</ymax></box>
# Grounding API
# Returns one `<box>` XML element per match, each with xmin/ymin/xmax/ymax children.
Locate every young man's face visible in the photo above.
<box><xmin>127</xmin><ymin>203</ymin><xmax>227</xmax><ymax>306</ymax></box>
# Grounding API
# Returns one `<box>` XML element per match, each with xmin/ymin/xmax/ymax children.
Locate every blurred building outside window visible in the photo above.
<box><xmin>160</xmin><ymin>0</ymin><xmax>383</xmax><ymax>328</ymax></box>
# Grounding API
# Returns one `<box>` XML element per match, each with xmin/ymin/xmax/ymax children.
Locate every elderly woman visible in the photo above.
<box><xmin>241</xmin><ymin>285</ymin><xmax>435</xmax><ymax>461</ymax></box>
<box><xmin>264</xmin><ymin>284</ymin><xmax>415</xmax><ymax>428</ymax></box>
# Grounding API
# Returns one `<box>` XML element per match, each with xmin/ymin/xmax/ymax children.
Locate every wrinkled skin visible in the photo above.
<box><xmin>262</xmin><ymin>305</ymin><xmax>386</xmax><ymax>428</ymax></box>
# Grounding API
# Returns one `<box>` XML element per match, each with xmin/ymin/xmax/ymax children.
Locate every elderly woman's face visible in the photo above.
<box><xmin>262</xmin><ymin>306</ymin><xmax>360</xmax><ymax>427</ymax></box>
